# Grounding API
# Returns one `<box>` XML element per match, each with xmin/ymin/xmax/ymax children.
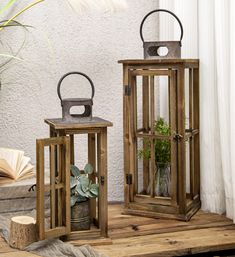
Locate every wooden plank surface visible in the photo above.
<box><xmin>1</xmin><ymin>204</ymin><xmax>235</xmax><ymax>257</ymax></box>
<box><xmin>93</xmin><ymin>204</ymin><xmax>235</xmax><ymax>257</ymax></box>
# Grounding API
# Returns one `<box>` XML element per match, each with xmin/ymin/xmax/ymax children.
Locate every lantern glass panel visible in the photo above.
<box><xmin>155</xmin><ymin>139</ymin><xmax>171</xmax><ymax>197</ymax></box>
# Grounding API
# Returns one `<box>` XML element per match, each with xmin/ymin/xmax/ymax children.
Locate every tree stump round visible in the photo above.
<box><xmin>9</xmin><ymin>216</ymin><xmax>37</xmax><ymax>250</ymax></box>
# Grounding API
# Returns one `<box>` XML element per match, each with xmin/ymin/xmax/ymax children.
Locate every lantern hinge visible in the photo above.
<box><xmin>126</xmin><ymin>174</ymin><xmax>132</xmax><ymax>185</ymax></box>
<box><xmin>100</xmin><ymin>176</ymin><xmax>105</xmax><ymax>185</ymax></box>
<box><xmin>124</xmin><ymin>85</ymin><xmax>131</xmax><ymax>96</ymax></box>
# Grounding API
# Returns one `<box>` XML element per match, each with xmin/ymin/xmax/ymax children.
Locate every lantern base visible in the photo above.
<box><xmin>123</xmin><ymin>198</ymin><xmax>201</xmax><ymax>222</ymax></box>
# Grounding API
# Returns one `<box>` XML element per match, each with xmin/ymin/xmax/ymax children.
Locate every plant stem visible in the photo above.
<box><xmin>0</xmin><ymin>0</ymin><xmax>44</xmax><ymax>31</ymax></box>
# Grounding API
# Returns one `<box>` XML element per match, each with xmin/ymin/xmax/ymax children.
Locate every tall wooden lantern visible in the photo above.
<box><xmin>119</xmin><ymin>59</ymin><xmax>200</xmax><ymax>221</ymax></box>
<box><xmin>37</xmin><ymin>72</ymin><xmax>112</xmax><ymax>242</ymax></box>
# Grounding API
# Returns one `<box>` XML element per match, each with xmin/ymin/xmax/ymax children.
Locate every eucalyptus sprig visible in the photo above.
<box><xmin>70</xmin><ymin>163</ymin><xmax>99</xmax><ymax>207</ymax></box>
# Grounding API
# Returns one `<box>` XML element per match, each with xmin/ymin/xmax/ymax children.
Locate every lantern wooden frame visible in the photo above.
<box><xmin>36</xmin><ymin>136</ymin><xmax>71</xmax><ymax>240</ymax></box>
<box><xmin>44</xmin><ymin>117</ymin><xmax>112</xmax><ymax>240</ymax></box>
<box><xmin>119</xmin><ymin>59</ymin><xmax>200</xmax><ymax>221</ymax></box>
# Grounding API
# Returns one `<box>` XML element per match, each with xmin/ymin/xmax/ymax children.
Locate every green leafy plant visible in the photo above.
<box><xmin>138</xmin><ymin>117</ymin><xmax>171</xmax><ymax>165</ymax></box>
<box><xmin>70</xmin><ymin>163</ymin><xmax>99</xmax><ymax>207</ymax></box>
<box><xmin>0</xmin><ymin>0</ymin><xmax>44</xmax><ymax>85</ymax></box>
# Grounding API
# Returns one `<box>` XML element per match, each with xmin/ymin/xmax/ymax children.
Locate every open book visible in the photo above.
<box><xmin>0</xmin><ymin>148</ymin><xmax>34</xmax><ymax>185</ymax></box>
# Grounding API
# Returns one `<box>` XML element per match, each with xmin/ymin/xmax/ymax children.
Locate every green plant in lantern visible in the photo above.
<box><xmin>70</xmin><ymin>163</ymin><xmax>99</xmax><ymax>207</ymax></box>
<box><xmin>138</xmin><ymin>117</ymin><xmax>171</xmax><ymax>164</ymax></box>
<box><xmin>138</xmin><ymin>117</ymin><xmax>171</xmax><ymax>196</ymax></box>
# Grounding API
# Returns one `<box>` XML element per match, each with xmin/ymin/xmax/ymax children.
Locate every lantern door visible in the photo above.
<box><xmin>125</xmin><ymin>69</ymin><xmax>179</xmax><ymax>216</ymax></box>
<box><xmin>36</xmin><ymin>136</ymin><xmax>71</xmax><ymax>240</ymax></box>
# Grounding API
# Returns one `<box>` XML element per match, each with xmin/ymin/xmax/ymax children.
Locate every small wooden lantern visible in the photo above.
<box><xmin>119</xmin><ymin>59</ymin><xmax>200</xmax><ymax>221</ymax></box>
<box><xmin>44</xmin><ymin>117</ymin><xmax>112</xmax><ymax>240</ymax></box>
<box><xmin>36</xmin><ymin>72</ymin><xmax>112</xmax><ymax>242</ymax></box>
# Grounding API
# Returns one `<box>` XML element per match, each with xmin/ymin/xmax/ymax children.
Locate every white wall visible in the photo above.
<box><xmin>0</xmin><ymin>0</ymin><xmax>158</xmax><ymax>201</ymax></box>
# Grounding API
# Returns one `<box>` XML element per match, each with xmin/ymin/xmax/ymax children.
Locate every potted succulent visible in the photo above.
<box><xmin>70</xmin><ymin>163</ymin><xmax>98</xmax><ymax>231</ymax></box>
<box><xmin>138</xmin><ymin>118</ymin><xmax>171</xmax><ymax>197</ymax></box>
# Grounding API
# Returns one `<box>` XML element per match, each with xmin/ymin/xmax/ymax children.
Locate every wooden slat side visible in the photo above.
<box><xmin>169</xmin><ymin>70</ymin><xmax>177</xmax><ymax>205</ymax></box>
<box><xmin>50</xmin><ymin>144</ymin><xmax>56</xmax><ymax>229</ymax></box>
<box><xmin>64</xmin><ymin>136</ymin><xmax>71</xmax><ymax>234</ymax></box>
<box><xmin>193</xmin><ymin>68</ymin><xmax>200</xmax><ymax>197</ymax></box>
<box><xmin>97</xmin><ymin>128</ymin><xmax>108</xmax><ymax>237</ymax></box>
<box><xmin>70</xmin><ymin>134</ymin><xmax>74</xmax><ymax>165</ymax></box>
<box><xmin>132</xmin><ymin>75</ymin><xmax>138</xmax><ymax>195</ymax></box>
<box><xmin>128</xmin><ymin>70</ymin><xmax>135</xmax><ymax>202</ymax></box>
<box><xmin>142</xmin><ymin>76</ymin><xmax>150</xmax><ymax>193</ymax></box>
<box><xmin>36</xmin><ymin>139</ymin><xmax>45</xmax><ymax>240</ymax></box>
<box><xmin>88</xmin><ymin>133</ymin><xmax>97</xmax><ymax>222</ymax></box>
<box><xmin>189</xmin><ymin>68</ymin><xmax>195</xmax><ymax>199</ymax></box>
<box><xmin>123</xmin><ymin>64</ymin><xmax>131</xmax><ymax>206</ymax></box>
<box><xmin>150</xmin><ymin>76</ymin><xmax>155</xmax><ymax>198</ymax></box>
<box><xmin>177</xmin><ymin>68</ymin><xmax>186</xmax><ymax>214</ymax></box>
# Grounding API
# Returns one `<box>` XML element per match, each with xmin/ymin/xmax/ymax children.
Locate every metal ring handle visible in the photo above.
<box><xmin>57</xmin><ymin>71</ymin><xmax>95</xmax><ymax>102</ymax></box>
<box><xmin>140</xmin><ymin>9</ymin><xmax>184</xmax><ymax>46</ymax></box>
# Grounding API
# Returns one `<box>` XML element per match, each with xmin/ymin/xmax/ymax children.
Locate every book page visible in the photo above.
<box><xmin>16</xmin><ymin>163</ymin><xmax>35</xmax><ymax>180</ymax></box>
<box><xmin>18</xmin><ymin>156</ymin><xmax>31</xmax><ymax>175</ymax></box>
<box><xmin>0</xmin><ymin>159</ymin><xmax>15</xmax><ymax>179</ymax></box>
<box><xmin>0</xmin><ymin>148</ymin><xmax>23</xmax><ymax>177</ymax></box>
<box><xmin>0</xmin><ymin>177</ymin><xmax>15</xmax><ymax>185</ymax></box>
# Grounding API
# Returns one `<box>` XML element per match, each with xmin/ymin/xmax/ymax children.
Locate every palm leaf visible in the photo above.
<box><xmin>0</xmin><ymin>23</ymin><xmax>28</xmax><ymax>69</ymax></box>
<box><xmin>0</xmin><ymin>54</ymin><xmax>22</xmax><ymax>61</ymax></box>
<box><xmin>0</xmin><ymin>0</ymin><xmax>44</xmax><ymax>32</ymax></box>
<box><xmin>0</xmin><ymin>0</ymin><xmax>16</xmax><ymax>17</ymax></box>
<box><xmin>0</xmin><ymin>20</ymin><xmax>33</xmax><ymax>30</ymax></box>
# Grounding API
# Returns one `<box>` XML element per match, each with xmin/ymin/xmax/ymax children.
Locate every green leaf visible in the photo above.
<box><xmin>80</xmin><ymin>176</ymin><xmax>89</xmax><ymax>191</ymax></box>
<box><xmin>76</xmin><ymin>184</ymin><xmax>87</xmax><ymax>197</ymax></box>
<box><xmin>70</xmin><ymin>176</ymin><xmax>77</xmax><ymax>188</ymax></box>
<box><xmin>71</xmin><ymin>187</ymin><xmax>76</xmax><ymax>195</ymax></box>
<box><xmin>70</xmin><ymin>195</ymin><xmax>78</xmax><ymax>207</ymax></box>
<box><xmin>84</xmin><ymin>163</ymin><xmax>93</xmax><ymax>174</ymax></box>
<box><xmin>90</xmin><ymin>184</ymin><xmax>99</xmax><ymax>197</ymax></box>
<box><xmin>86</xmin><ymin>191</ymin><xmax>95</xmax><ymax>198</ymax></box>
<box><xmin>71</xmin><ymin>165</ymin><xmax>80</xmax><ymax>177</ymax></box>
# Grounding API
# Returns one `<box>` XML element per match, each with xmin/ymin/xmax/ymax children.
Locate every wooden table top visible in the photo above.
<box><xmin>1</xmin><ymin>204</ymin><xmax>235</xmax><ymax>257</ymax></box>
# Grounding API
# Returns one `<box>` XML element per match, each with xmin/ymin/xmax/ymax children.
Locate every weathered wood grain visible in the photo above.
<box><xmin>1</xmin><ymin>204</ymin><xmax>235</xmax><ymax>257</ymax></box>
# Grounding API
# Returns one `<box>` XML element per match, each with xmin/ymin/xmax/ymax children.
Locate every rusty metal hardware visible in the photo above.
<box><xmin>124</xmin><ymin>85</ymin><xmax>131</xmax><ymax>96</ymax></box>
<box><xmin>57</xmin><ymin>71</ymin><xmax>95</xmax><ymax>122</ymax></box>
<box><xmin>140</xmin><ymin>9</ymin><xmax>184</xmax><ymax>59</ymax></box>
<box><xmin>126</xmin><ymin>174</ymin><xmax>132</xmax><ymax>185</ymax></box>
<box><xmin>100</xmin><ymin>176</ymin><xmax>105</xmax><ymax>185</ymax></box>
<box><xmin>174</xmin><ymin>133</ymin><xmax>183</xmax><ymax>141</ymax></box>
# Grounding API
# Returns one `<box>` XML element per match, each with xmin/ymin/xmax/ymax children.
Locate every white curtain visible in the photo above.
<box><xmin>159</xmin><ymin>0</ymin><xmax>235</xmax><ymax>221</ymax></box>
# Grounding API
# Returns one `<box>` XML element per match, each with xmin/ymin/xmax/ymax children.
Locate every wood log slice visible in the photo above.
<box><xmin>9</xmin><ymin>216</ymin><xmax>37</xmax><ymax>250</ymax></box>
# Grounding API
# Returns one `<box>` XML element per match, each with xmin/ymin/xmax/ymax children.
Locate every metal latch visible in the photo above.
<box><xmin>174</xmin><ymin>133</ymin><xmax>183</xmax><ymax>141</ymax></box>
<box><xmin>126</xmin><ymin>174</ymin><xmax>132</xmax><ymax>185</ymax></box>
